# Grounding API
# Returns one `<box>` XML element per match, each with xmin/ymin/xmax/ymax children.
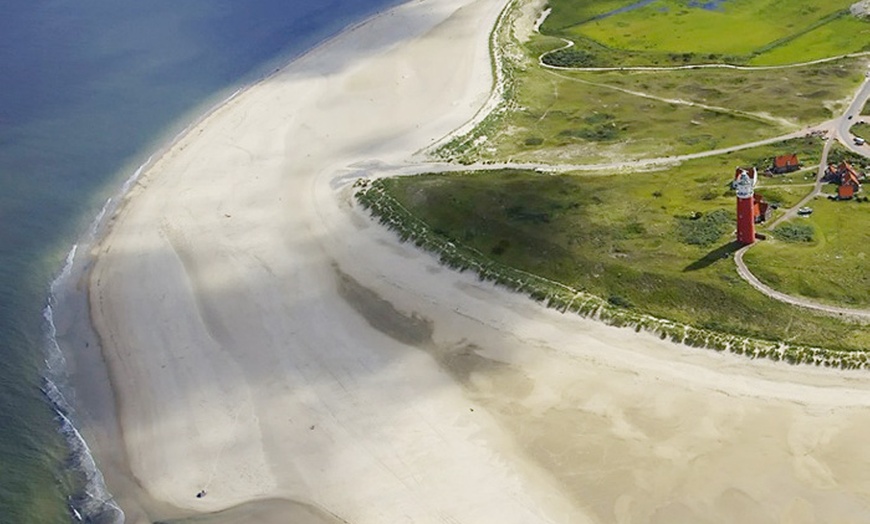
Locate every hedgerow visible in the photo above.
<box><xmin>356</xmin><ymin>179</ymin><xmax>868</xmax><ymax>370</ymax></box>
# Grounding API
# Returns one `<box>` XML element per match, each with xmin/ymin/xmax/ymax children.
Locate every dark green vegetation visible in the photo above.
<box><xmin>774</xmin><ymin>222</ymin><xmax>815</xmax><ymax>242</ymax></box>
<box><xmin>827</xmin><ymin>140</ymin><xmax>870</xmax><ymax>168</ymax></box>
<box><xmin>539</xmin><ymin>0</ymin><xmax>870</xmax><ymax>67</ymax></box>
<box><xmin>676</xmin><ymin>209</ymin><xmax>731</xmax><ymax>246</ymax></box>
<box><xmin>360</xmin><ymin>168</ymin><xmax>869</xmax><ymax>354</ymax></box>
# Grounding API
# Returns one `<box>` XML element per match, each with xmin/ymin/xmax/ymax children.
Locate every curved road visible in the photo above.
<box><xmin>534</xmin><ymin>40</ymin><xmax>870</xmax><ymax>320</ymax></box>
<box><xmin>732</xmin><ymin>74</ymin><xmax>870</xmax><ymax>321</ymax></box>
<box><xmin>434</xmin><ymin>47</ymin><xmax>870</xmax><ymax>320</ymax></box>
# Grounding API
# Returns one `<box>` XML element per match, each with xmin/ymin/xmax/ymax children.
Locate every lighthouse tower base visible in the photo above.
<box><xmin>734</xmin><ymin>167</ymin><xmax>758</xmax><ymax>245</ymax></box>
<box><xmin>736</xmin><ymin>197</ymin><xmax>756</xmax><ymax>245</ymax></box>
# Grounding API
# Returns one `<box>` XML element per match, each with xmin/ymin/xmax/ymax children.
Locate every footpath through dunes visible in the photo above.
<box><xmin>89</xmin><ymin>1</ymin><xmax>870</xmax><ymax>524</ymax></box>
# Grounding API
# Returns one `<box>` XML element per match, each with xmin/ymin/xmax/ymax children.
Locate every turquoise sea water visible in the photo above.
<box><xmin>0</xmin><ymin>0</ymin><xmax>397</xmax><ymax>521</ymax></box>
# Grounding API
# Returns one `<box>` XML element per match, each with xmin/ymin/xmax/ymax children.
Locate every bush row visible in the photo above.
<box><xmin>356</xmin><ymin>179</ymin><xmax>868</xmax><ymax>370</ymax></box>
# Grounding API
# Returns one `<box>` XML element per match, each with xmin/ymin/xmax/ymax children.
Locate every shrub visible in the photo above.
<box><xmin>774</xmin><ymin>222</ymin><xmax>814</xmax><ymax>242</ymax></box>
<box><xmin>607</xmin><ymin>294</ymin><xmax>633</xmax><ymax>309</ymax></box>
<box><xmin>675</xmin><ymin>209</ymin><xmax>731</xmax><ymax>246</ymax></box>
<box><xmin>559</xmin><ymin>124</ymin><xmax>618</xmax><ymax>142</ymax></box>
<box><xmin>542</xmin><ymin>48</ymin><xmax>595</xmax><ymax>68</ymax></box>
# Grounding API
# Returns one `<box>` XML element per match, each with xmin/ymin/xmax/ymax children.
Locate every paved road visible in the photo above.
<box><xmin>733</xmin><ymin>73</ymin><xmax>870</xmax><ymax>320</ymax></box>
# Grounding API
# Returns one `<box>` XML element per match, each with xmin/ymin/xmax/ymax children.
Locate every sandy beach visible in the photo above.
<box><xmin>87</xmin><ymin>0</ymin><xmax>870</xmax><ymax>522</ymax></box>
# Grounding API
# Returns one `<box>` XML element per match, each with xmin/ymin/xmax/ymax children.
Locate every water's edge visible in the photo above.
<box><xmin>40</xmin><ymin>3</ymin><xmax>405</xmax><ymax>521</ymax></box>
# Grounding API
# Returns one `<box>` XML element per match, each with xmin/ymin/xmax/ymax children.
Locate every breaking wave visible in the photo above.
<box><xmin>43</xmin><ymin>243</ymin><xmax>125</xmax><ymax>523</ymax></box>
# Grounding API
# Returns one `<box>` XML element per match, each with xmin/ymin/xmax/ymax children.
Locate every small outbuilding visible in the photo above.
<box><xmin>753</xmin><ymin>193</ymin><xmax>772</xmax><ymax>223</ymax></box>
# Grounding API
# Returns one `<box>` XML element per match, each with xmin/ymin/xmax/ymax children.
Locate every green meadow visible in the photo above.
<box><xmin>436</xmin><ymin>1</ymin><xmax>865</xmax><ymax>166</ymax></box>
<box><xmin>539</xmin><ymin>0</ymin><xmax>870</xmax><ymax>66</ymax></box>
<box><xmin>383</xmin><ymin>0</ymin><xmax>870</xmax><ymax>358</ymax></box>
<box><xmin>443</xmin><ymin>56</ymin><xmax>863</xmax><ymax>165</ymax></box>
<box><xmin>744</xmin><ymin>198</ymin><xmax>870</xmax><ymax>308</ymax></box>
<box><xmin>470</xmin><ymin>64</ymin><xmax>786</xmax><ymax>164</ymax></box>
<box><xmin>750</xmin><ymin>15</ymin><xmax>870</xmax><ymax>65</ymax></box>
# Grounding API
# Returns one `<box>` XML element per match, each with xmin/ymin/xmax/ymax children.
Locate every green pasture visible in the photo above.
<box><xmin>539</xmin><ymin>0</ymin><xmax>650</xmax><ymax>33</ymax></box>
<box><xmin>378</xmin><ymin>167</ymin><xmax>867</xmax><ymax>350</ymax></box>
<box><xmin>744</xmin><ymin>197</ymin><xmax>870</xmax><ymax>308</ymax></box>
<box><xmin>557</xmin><ymin>58</ymin><xmax>864</xmax><ymax>126</ymax></box>
<box><xmin>452</xmin><ymin>15</ymin><xmax>863</xmax><ymax>165</ymax></box>
<box><xmin>467</xmin><ymin>64</ymin><xmax>791</xmax><ymax>164</ymax></box>
<box><xmin>538</xmin><ymin>0</ymin><xmax>869</xmax><ymax>66</ymax></box>
<box><xmin>749</xmin><ymin>16</ymin><xmax>870</xmax><ymax>65</ymax></box>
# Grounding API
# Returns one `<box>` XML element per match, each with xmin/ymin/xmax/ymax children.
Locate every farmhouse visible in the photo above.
<box><xmin>823</xmin><ymin>161</ymin><xmax>863</xmax><ymax>199</ymax></box>
<box><xmin>839</xmin><ymin>168</ymin><xmax>862</xmax><ymax>199</ymax></box>
<box><xmin>769</xmin><ymin>154</ymin><xmax>800</xmax><ymax>174</ymax></box>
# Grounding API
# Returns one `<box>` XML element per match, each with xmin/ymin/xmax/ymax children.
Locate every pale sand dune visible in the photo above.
<box><xmin>89</xmin><ymin>0</ymin><xmax>870</xmax><ymax>523</ymax></box>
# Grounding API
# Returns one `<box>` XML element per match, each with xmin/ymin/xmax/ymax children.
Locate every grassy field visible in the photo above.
<box><xmin>557</xmin><ymin>59</ymin><xmax>864</xmax><ymax>125</ymax></box>
<box><xmin>744</xmin><ymin>197</ymin><xmax>870</xmax><ymax>308</ymax></box>
<box><xmin>409</xmin><ymin>0</ymin><xmax>870</xmax><ymax>358</ymax></box>
<box><xmin>470</xmin><ymin>63</ymin><xmax>787</xmax><ymax>164</ymax></box>
<box><xmin>436</xmin><ymin>4</ymin><xmax>865</xmax><ymax>166</ymax></box>
<box><xmin>852</xmin><ymin>122</ymin><xmax>870</xmax><ymax>143</ymax></box>
<box><xmin>749</xmin><ymin>15</ymin><xmax>870</xmax><ymax>65</ymax></box>
<box><xmin>539</xmin><ymin>0</ymin><xmax>869</xmax><ymax>66</ymax></box>
<box><xmin>443</xmin><ymin>61</ymin><xmax>845</xmax><ymax>165</ymax></box>
<box><xmin>372</xmin><ymin>167</ymin><xmax>868</xmax><ymax>351</ymax></box>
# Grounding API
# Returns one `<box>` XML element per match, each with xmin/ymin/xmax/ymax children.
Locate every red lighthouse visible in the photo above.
<box><xmin>735</xmin><ymin>167</ymin><xmax>757</xmax><ymax>245</ymax></box>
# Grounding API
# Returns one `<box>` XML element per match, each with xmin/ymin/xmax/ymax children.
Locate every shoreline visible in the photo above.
<box><xmin>50</xmin><ymin>2</ymin><xmax>447</xmax><ymax>521</ymax></box>
<box><xmin>83</xmin><ymin>0</ymin><xmax>542</xmax><ymax>521</ymax></box>
<box><xmin>82</xmin><ymin>0</ymin><xmax>870</xmax><ymax>522</ymax></box>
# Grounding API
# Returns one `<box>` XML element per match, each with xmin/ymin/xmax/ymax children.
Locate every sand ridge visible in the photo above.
<box><xmin>88</xmin><ymin>0</ymin><xmax>870</xmax><ymax>523</ymax></box>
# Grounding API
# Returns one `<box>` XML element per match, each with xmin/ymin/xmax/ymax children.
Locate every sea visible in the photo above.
<box><xmin>0</xmin><ymin>0</ymin><xmax>399</xmax><ymax>521</ymax></box>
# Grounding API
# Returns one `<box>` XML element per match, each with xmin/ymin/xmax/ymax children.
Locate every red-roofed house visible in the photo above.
<box><xmin>771</xmin><ymin>154</ymin><xmax>800</xmax><ymax>174</ymax></box>
<box><xmin>839</xmin><ymin>165</ymin><xmax>861</xmax><ymax>199</ymax></box>
<box><xmin>824</xmin><ymin>161</ymin><xmax>863</xmax><ymax>199</ymax></box>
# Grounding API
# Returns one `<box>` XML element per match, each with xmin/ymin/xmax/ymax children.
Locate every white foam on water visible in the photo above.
<box><xmin>42</xmin><ymin>245</ymin><xmax>76</xmax><ymax>374</ymax></box>
<box><xmin>119</xmin><ymin>154</ymin><xmax>153</xmax><ymax>198</ymax></box>
<box><xmin>43</xmin><ymin>243</ymin><xmax>124</xmax><ymax>523</ymax></box>
<box><xmin>88</xmin><ymin>200</ymin><xmax>112</xmax><ymax>242</ymax></box>
<box><xmin>51</xmin><ymin>386</ymin><xmax>125</xmax><ymax>523</ymax></box>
